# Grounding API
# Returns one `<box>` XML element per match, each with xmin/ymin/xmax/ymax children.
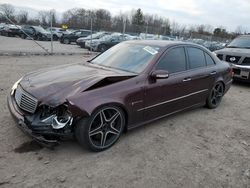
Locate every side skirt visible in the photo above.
<box><xmin>127</xmin><ymin>102</ymin><xmax>205</xmax><ymax>131</ymax></box>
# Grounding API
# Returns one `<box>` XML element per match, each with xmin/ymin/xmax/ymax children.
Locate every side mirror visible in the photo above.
<box><xmin>151</xmin><ymin>70</ymin><xmax>169</xmax><ymax>80</ymax></box>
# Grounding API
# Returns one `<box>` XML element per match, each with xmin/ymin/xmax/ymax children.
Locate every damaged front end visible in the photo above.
<box><xmin>25</xmin><ymin>104</ymin><xmax>74</xmax><ymax>137</ymax></box>
<box><xmin>8</xmin><ymin>84</ymin><xmax>75</xmax><ymax>148</ymax></box>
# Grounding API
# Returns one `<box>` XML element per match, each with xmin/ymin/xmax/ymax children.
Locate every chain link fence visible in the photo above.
<box><xmin>0</xmin><ymin>13</ymin><xmax>233</xmax><ymax>54</ymax></box>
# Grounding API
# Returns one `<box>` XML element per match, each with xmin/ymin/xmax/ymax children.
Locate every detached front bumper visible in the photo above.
<box><xmin>232</xmin><ymin>64</ymin><xmax>250</xmax><ymax>82</ymax></box>
<box><xmin>7</xmin><ymin>94</ymin><xmax>59</xmax><ymax>147</ymax></box>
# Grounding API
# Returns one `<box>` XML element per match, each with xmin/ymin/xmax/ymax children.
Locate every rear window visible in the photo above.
<box><xmin>187</xmin><ymin>47</ymin><xmax>206</xmax><ymax>69</ymax></box>
<box><xmin>205</xmin><ymin>53</ymin><xmax>215</xmax><ymax>66</ymax></box>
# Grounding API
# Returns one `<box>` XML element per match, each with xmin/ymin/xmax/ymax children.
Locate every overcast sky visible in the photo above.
<box><xmin>1</xmin><ymin>0</ymin><xmax>250</xmax><ymax>32</ymax></box>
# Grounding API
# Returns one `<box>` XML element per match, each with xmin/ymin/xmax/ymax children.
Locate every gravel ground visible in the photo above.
<box><xmin>0</xmin><ymin>55</ymin><xmax>250</xmax><ymax>188</ymax></box>
<box><xmin>0</xmin><ymin>35</ymin><xmax>90</xmax><ymax>55</ymax></box>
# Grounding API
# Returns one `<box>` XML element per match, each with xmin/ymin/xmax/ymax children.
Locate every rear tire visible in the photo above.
<box><xmin>53</xmin><ymin>35</ymin><xmax>58</xmax><ymax>41</ymax></box>
<box><xmin>75</xmin><ymin>105</ymin><xmax>125</xmax><ymax>152</ymax></box>
<box><xmin>21</xmin><ymin>34</ymin><xmax>26</xmax><ymax>39</ymax></box>
<box><xmin>206</xmin><ymin>82</ymin><xmax>224</xmax><ymax>109</ymax></box>
<box><xmin>98</xmin><ymin>44</ymin><xmax>108</xmax><ymax>52</ymax></box>
<box><xmin>63</xmin><ymin>38</ymin><xmax>70</xmax><ymax>44</ymax></box>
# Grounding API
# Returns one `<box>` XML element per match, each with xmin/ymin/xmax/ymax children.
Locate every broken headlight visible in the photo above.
<box><xmin>40</xmin><ymin>104</ymin><xmax>73</xmax><ymax>129</ymax></box>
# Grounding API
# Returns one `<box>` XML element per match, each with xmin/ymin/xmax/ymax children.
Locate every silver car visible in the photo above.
<box><xmin>214</xmin><ymin>35</ymin><xmax>250</xmax><ymax>82</ymax></box>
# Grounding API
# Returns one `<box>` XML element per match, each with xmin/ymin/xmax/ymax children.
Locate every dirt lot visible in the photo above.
<box><xmin>0</xmin><ymin>55</ymin><xmax>250</xmax><ymax>188</ymax></box>
<box><xmin>0</xmin><ymin>35</ymin><xmax>91</xmax><ymax>55</ymax></box>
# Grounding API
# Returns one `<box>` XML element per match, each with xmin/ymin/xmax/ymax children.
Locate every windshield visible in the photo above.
<box><xmin>33</xmin><ymin>26</ymin><xmax>47</xmax><ymax>33</ymax></box>
<box><xmin>85</xmin><ymin>32</ymin><xmax>105</xmax><ymax>39</ymax></box>
<box><xmin>90</xmin><ymin>42</ymin><xmax>160</xmax><ymax>73</ymax></box>
<box><xmin>228</xmin><ymin>37</ymin><xmax>250</xmax><ymax>49</ymax></box>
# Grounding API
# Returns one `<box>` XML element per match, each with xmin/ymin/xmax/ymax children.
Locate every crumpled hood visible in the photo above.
<box><xmin>19</xmin><ymin>63</ymin><xmax>135</xmax><ymax>106</ymax></box>
<box><xmin>215</xmin><ymin>47</ymin><xmax>250</xmax><ymax>56</ymax></box>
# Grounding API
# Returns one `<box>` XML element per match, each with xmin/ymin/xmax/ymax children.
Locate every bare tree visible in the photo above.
<box><xmin>0</xmin><ymin>3</ymin><xmax>15</xmax><ymax>22</ymax></box>
<box><xmin>17</xmin><ymin>10</ymin><xmax>28</xmax><ymax>24</ymax></box>
<box><xmin>38</xmin><ymin>10</ymin><xmax>49</xmax><ymax>27</ymax></box>
<box><xmin>235</xmin><ymin>25</ymin><xmax>243</xmax><ymax>35</ymax></box>
<box><xmin>48</xmin><ymin>9</ymin><xmax>57</xmax><ymax>26</ymax></box>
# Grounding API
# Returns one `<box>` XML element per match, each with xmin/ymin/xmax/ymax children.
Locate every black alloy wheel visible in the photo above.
<box><xmin>206</xmin><ymin>82</ymin><xmax>224</xmax><ymax>109</ymax></box>
<box><xmin>75</xmin><ymin>106</ymin><xmax>125</xmax><ymax>152</ymax></box>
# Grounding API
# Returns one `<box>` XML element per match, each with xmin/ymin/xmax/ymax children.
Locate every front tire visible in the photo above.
<box><xmin>206</xmin><ymin>82</ymin><xmax>224</xmax><ymax>109</ymax></box>
<box><xmin>75</xmin><ymin>106</ymin><xmax>125</xmax><ymax>152</ymax></box>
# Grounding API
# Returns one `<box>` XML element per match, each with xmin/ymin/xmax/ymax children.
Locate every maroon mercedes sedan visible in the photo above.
<box><xmin>8</xmin><ymin>40</ymin><xmax>233</xmax><ymax>151</ymax></box>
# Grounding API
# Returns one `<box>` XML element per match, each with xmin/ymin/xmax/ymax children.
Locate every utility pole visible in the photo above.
<box><xmin>145</xmin><ymin>21</ymin><xmax>148</xmax><ymax>39</ymax></box>
<box><xmin>122</xmin><ymin>18</ymin><xmax>126</xmax><ymax>39</ymax></box>
<box><xmin>90</xmin><ymin>17</ymin><xmax>93</xmax><ymax>52</ymax></box>
<box><xmin>50</xmin><ymin>11</ymin><xmax>53</xmax><ymax>54</ymax></box>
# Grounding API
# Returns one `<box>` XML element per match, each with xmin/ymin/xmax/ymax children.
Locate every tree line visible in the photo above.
<box><xmin>0</xmin><ymin>3</ymin><xmax>247</xmax><ymax>39</ymax></box>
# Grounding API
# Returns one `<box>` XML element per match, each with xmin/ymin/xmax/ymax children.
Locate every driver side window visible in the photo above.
<box><xmin>156</xmin><ymin>47</ymin><xmax>187</xmax><ymax>74</ymax></box>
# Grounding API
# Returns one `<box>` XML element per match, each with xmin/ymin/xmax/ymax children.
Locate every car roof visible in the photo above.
<box><xmin>236</xmin><ymin>35</ymin><xmax>250</xmax><ymax>38</ymax></box>
<box><xmin>125</xmin><ymin>40</ymin><xmax>196</xmax><ymax>48</ymax></box>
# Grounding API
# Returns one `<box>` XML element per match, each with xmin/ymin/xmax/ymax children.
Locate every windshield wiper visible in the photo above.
<box><xmin>227</xmin><ymin>46</ymin><xmax>238</xmax><ymax>48</ymax></box>
<box><xmin>227</xmin><ymin>46</ymin><xmax>250</xmax><ymax>49</ymax></box>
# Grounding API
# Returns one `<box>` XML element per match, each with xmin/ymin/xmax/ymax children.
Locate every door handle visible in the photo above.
<box><xmin>210</xmin><ymin>71</ymin><xmax>217</xmax><ymax>75</ymax></box>
<box><xmin>183</xmin><ymin>77</ymin><xmax>192</xmax><ymax>82</ymax></box>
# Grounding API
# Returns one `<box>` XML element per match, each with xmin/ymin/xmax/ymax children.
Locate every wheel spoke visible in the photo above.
<box><xmin>100</xmin><ymin>110</ymin><xmax>108</xmax><ymax>123</ymax></box>
<box><xmin>109</xmin><ymin>126</ymin><xmax>120</xmax><ymax>135</ymax></box>
<box><xmin>217</xmin><ymin>93</ymin><xmax>223</xmax><ymax>97</ymax></box>
<box><xmin>108</xmin><ymin>112</ymin><xmax>120</xmax><ymax>124</ymax></box>
<box><xmin>212</xmin><ymin>98</ymin><xmax>217</xmax><ymax>105</ymax></box>
<box><xmin>89</xmin><ymin>126</ymin><xmax>102</xmax><ymax>137</ymax></box>
<box><xmin>101</xmin><ymin>132</ymin><xmax>108</xmax><ymax>147</ymax></box>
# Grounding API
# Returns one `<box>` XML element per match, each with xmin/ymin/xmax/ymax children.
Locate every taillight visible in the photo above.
<box><xmin>229</xmin><ymin>67</ymin><xmax>234</xmax><ymax>77</ymax></box>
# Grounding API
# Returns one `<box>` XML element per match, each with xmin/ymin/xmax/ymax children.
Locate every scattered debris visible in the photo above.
<box><xmin>157</xmin><ymin>133</ymin><xmax>165</xmax><ymax>138</ymax></box>
<box><xmin>243</xmin><ymin>169</ymin><xmax>250</xmax><ymax>179</ymax></box>
<box><xmin>241</xmin><ymin>141</ymin><xmax>248</xmax><ymax>147</ymax></box>
<box><xmin>44</xmin><ymin>161</ymin><xmax>50</xmax><ymax>165</ymax></box>
<box><xmin>86</xmin><ymin>172</ymin><xmax>93</xmax><ymax>179</ymax></box>
<box><xmin>11</xmin><ymin>174</ymin><xmax>16</xmax><ymax>178</ymax></box>
<box><xmin>37</xmin><ymin>156</ymin><xmax>43</xmax><ymax>161</ymax></box>
<box><xmin>57</xmin><ymin>176</ymin><xmax>66</xmax><ymax>183</ymax></box>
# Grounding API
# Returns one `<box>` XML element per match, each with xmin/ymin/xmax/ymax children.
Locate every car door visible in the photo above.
<box><xmin>184</xmin><ymin>47</ymin><xmax>217</xmax><ymax>104</ymax></box>
<box><xmin>109</xmin><ymin>36</ymin><xmax>120</xmax><ymax>47</ymax></box>
<box><xmin>143</xmin><ymin>46</ymin><xmax>197</xmax><ymax>121</ymax></box>
<box><xmin>73</xmin><ymin>31</ymin><xmax>81</xmax><ymax>41</ymax></box>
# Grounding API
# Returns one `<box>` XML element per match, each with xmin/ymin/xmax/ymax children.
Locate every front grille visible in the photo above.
<box><xmin>225</xmin><ymin>55</ymin><xmax>241</xmax><ymax>64</ymax></box>
<box><xmin>217</xmin><ymin>54</ymin><xmax>223</xmax><ymax>60</ymax></box>
<box><xmin>242</xmin><ymin>57</ymin><xmax>250</xmax><ymax>65</ymax></box>
<box><xmin>14</xmin><ymin>85</ymin><xmax>38</xmax><ymax>114</ymax></box>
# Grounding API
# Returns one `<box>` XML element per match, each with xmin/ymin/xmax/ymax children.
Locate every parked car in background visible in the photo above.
<box><xmin>60</xmin><ymin>29</ymin><xmax>92</xmax><ymax>44</ymax></box>
<box><xmin>154</xmin><ymin>35</ymin><xmax>176</xmax><ymax>41</ymax></box>
<box><xmin>139</xmin><ymin>33</ymin><xmax>155</xmax><ymax>40</ymax></box>
<box><xmin>20</xmin><ymin>25</ymin><xmax>51</xmax><ymax>41</ymax></box>
<box><xmin>8</xmin><ymin>41</ymin><xmax>233</xmax><ymax>152</ymax></box>
<box><xmin>46</xmin><ymin>27</ymin><xmax>67</xmax><ymax>40</ymax></box>
<box><xmin>214</xmin><ymin>35</ymin><xmax>250</xmax><ymax>82</ymax></box>
<box><xmin>0</xmin><ymin>24</ymin><xmax>21</xmax><ymax>37</ymax></box>
<box><xmin>76</xmin><ymin>32</ymin><xmax>110</xmax><ymax>48</ymax></box>
<box><xmin>85</xmin><ymin>33</ymin><xmax>128</xmax><ymax>52</ymax></box>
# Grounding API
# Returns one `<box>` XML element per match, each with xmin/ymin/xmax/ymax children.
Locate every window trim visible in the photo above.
<box><xmin>154</xmin><ymin>46</ymin><xmax>188</xmax><ymax>75</ymax></box>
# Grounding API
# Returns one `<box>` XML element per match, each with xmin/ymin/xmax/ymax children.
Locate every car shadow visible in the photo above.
<box><xmin>233</xmin><ymin>80</ymin><xmax>250</xmax><ymax>88</ymax></box>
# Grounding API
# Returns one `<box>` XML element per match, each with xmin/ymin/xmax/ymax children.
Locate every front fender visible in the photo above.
<box><xmin>67</xmin><ymin>96</ymin><xmax>127</xmax><ymax>118</ymax></box>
